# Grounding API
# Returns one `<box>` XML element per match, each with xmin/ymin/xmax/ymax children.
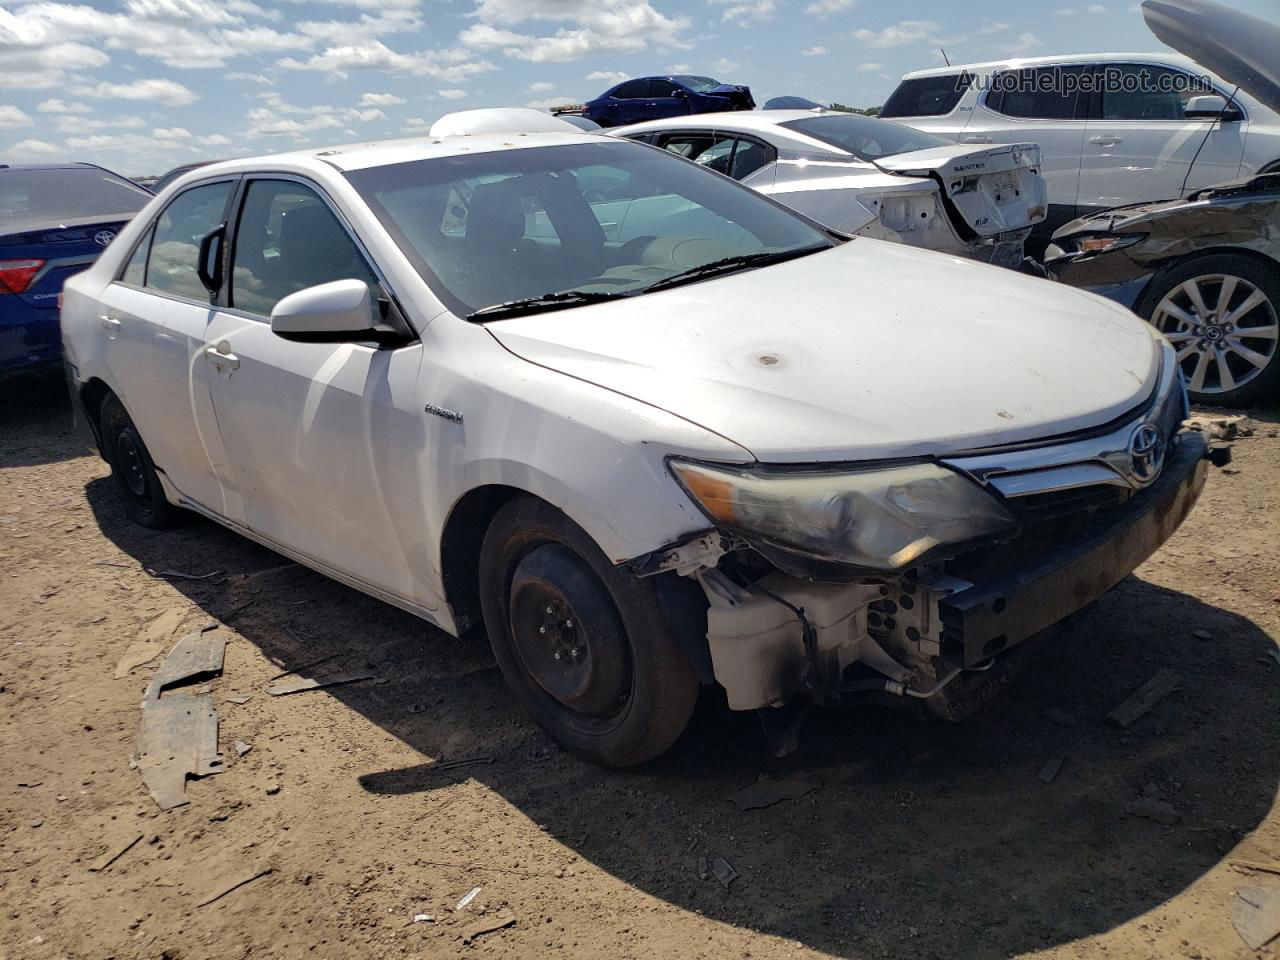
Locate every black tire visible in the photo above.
<box><xmin>1138</xmin><ymin>252</ymin><xmax>1280</xmax><ymax>407</ymax></box>
<box><xmin>99</xmin><ymin>394</ymin><xmax>179</xmax><ymax>529</ymax></box>
<box><xmin>478</xmin><ymin>496</ymin><xmax>699</xmax><ymax>767</ymax></box>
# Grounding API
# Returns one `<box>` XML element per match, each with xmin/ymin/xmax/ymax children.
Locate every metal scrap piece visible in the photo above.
<box><xmin>461</xmin><ymin>910</ymin><xmax>516</xmax><ymax>944</ymax></box>
<box><xmin>1233</xmin><ymin>885</ymin><xmax>1280</xmax><ymax>950</ymax></box>
<box><xmin>711</xmin><ymin>857</ymin><xmax>738</xmax><ymax>889</ymax></box>
<box><xmin>266</xmin><ymin>672</ymin><xmax>375</xmax><ymax>696</ymax></box>
<box><xmin>88</xmin><ymin>833</ymin><xmax>144</xmax><ymax>873</ymax></box>
<box><xmin>1107</xmin><ymin>669</ymin><xmax>1182</xmax><ymax>728</ymax></box>
<box><xmin>726</xmin><ymin>777</ymin><xmax>815</xmax><ymax>811</ymax></box>
<box><xmin>197</xmin><ymin>866</ymin><xmax>272</xmax><ymax>907</ymax></box>
<box><xmin>136</xmin><ymin>631</ymin><xmax>228</xmax><ymax>810</ymax></box>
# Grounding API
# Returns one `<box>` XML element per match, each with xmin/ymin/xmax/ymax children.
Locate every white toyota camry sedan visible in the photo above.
<box><xmin>62</xmin><ymin>110</ymin><xmax>1221</xmax><ymax>766</ymax></box>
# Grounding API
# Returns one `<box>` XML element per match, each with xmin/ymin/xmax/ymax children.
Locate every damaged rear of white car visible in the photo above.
<box><xmin>610</xmin><ymin>110</ymin><xmax>1048</xmax><ymax>269</ymax></box>
<box><xmin>62</xmin><ymin>121</ymin><xmax>1222</xmax><ymax>768</ymax></box>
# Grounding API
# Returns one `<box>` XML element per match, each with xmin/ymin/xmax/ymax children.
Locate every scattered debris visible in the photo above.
<box><xmin>1192</xmin><ymin>629</ymin><xmax>1214</xmax><ymax>640</ymax></box>
<box><xmin>1267</xmin><ymin>649</ymin><xmax>1280</xmax><ymax>668</ymax></box>
<box><xmin>1232</xmin><ymin>860</ymin><xmax>1280</xmax><ymax>878</ymax></box>
<box><xmin>1125</xmin><ymin>784</ymin><xmax>1180</xmax><ymax>825</ymax></box>
<box><xmin>711</xmin><ymin>857</ymin><xmax>738</xmax><ymax>889</ymax></box>
<box><xmin>455</xmin><ymin>886</ymin><xmax>482</xmax><ymax>911</ymax></box>
<box><xmin>136</xmin><ymin>631</ymin><xmax>228</xmax><ymax>810</ymax></box>
<box><xmin>30</xmin><ymin>818</ymin><xmax>43</xmax><ymax>828</ymax></box>
<box><xmin>1184</xmin><ymin>414</ymin><xmax>1252</xmax><ymax>441</ymax></box>
<box><xmin>726</xmin><ymin>777</ymin><xmax>815</xmax><ymax>811</ymax></box>
<box><xmin>426</xmin><ymin>756</ymin><xmax>495</xmax><ymax>773</ymax></box>
<box><xmin>412</xmin><ymin>914</ymin><xmax>434</xmax><ymax>924</ymax></box>
<box><xmin>115</xmin><ymin>609</ymin><xmax>189</xmax><ymax>679</ymax></box>
<box><xmin>89</xmin><ymin>833</ymin><xmax>143</xmax><ymax>873</ymax></box>
<box><xmin>196</xmin><ymin>866</ymin><xmax>272</xmax><ymax>907</ymax></box>
<box><xmin>265</xmin><ymin>784</ymin><xmax>280</xmax><ymax>796</ymax></box>
<box><xmin>266</xmin><ymin>653</ymin><xmax>339</xmax><ymax>682</ymax></box>
<box><xmin>224</xmin><ymin>694</ymin><xmax>252</xmax><ymax>705</ymax></box>
<box><xmin>145</xmin><ymin>567</ymin><xmax>223</xmax><ymax>582</ymax></box>
<box><xmin>1232</xmin><ymin>884</ymin><xmax>1280</xmax><ymax>950</ymax></box>
<box><xmin>17</xmin><ymin>779</ymin><xmax>42</xmax><ymax>788</ymax></box>
<box><xmin>697</xmin><ymin>856</ymin><xmax>709</xmax><ymax>880</ymax></box>
<box><xmin>1038</xmin><ymin>752</ymin><xmax>1066</xmax><ymax>784</ymax></box>
<box><xmin>1107</xmin><ymin>669</ymin><xmax>1182</xmax><ymax>728</ymax></box>
<box><xmin>266</xmin><ymin>673</ymin><xmax>375</xmax><ymax>697</ymax></box>
<box><xmin>1042</xmin><ymin>707</ymin><xmax>1080</xmax><ymax>727</ymax></box>
<box><xmin>233</xmin><ymin>740</ymin><xmax>252</xmax><ymax>758</ymax></box>
<box><xmin>461</xmin><ymin>910</ymin><xmax>516</xmax><ymax>945</ymax></box>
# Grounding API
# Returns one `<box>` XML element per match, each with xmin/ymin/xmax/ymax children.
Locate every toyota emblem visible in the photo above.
<box><xmin>1128</xmin><ymin>423</ymin><xmax>1164</xmax><ymax>484</ymax></box>
<box><xmin>93</xmin><ymin>230</ymin><xmax>116</xmax><ymax>247</ymax></box>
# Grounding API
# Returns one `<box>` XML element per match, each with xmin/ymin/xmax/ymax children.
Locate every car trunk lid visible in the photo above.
<box><xmin>873</xmin><ymin>142</ymin><xmax>1048</xmax><ymax>237</ymax></box>
<box><xmin>0</xmin><ymin>215</ymin><xmax>132</xmax><ymax>309</ymax></box>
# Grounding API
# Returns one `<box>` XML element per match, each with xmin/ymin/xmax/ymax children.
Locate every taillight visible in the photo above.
<box><xmin>0</xmin><ymin>258</ymin><xmax>45</xmax><ymax>295</ymax></box>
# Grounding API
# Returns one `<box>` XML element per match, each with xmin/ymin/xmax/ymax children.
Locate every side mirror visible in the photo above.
<box><xmin>270</xmin><ymin>279</ymin><xmax>380</xmax><ymax>343</ymax></box>
<box><xmin>674</xmin><ymin>88</ymin><xmax>690</xmax><ymax>99</ymax></box>
<box><xmin>1185</xmin><ymin>94</ymin><xmax>1243</xmax><ymax>121</ymax></box>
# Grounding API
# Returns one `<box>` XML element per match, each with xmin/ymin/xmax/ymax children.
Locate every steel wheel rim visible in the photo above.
<box><xmin>116</xmin><ymin>430</ymin><xmax>148</xmax><ymax>498</ymax></box>
<box><xmin>1152</xmin><ymin>273</ymin><xmax>1279</xmax><ymax>394</ymax></box>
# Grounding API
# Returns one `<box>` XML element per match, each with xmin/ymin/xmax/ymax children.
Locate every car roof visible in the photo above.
<box><xmin>901</xmin><ymin>50</ymin><xmax>1201</xmax><ymax>79</ymax></box>
<box><xmin>183</xmin><ymin>130</ymin><xmax>615</xmax><ymax>179</ymax></box>
<box><xmin>0</xmin><ymin>162</ymin><xmax>104</xmax><ymax>172</ymax></box>
<box><xmin>609</xmin><ymin>109</ymin><xmax>873</xmax><ymax>137</ymax></box>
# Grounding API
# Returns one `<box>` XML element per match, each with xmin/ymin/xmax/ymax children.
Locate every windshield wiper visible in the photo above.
<box><xmin>466</xmin><ymin>289</ymin><xmax>633</xmax><ymax>321</ymax></box>
<box><xmin>642</xmin><ymin>245</ymin><xmax>829</xmax><ymax>294</ymax></box>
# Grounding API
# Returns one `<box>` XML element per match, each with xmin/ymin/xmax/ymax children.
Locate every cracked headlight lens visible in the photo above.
<box><xmin>669</xmin><ymin>459</ymin><xmax>1018</xmax><ymax>571</ymax></box>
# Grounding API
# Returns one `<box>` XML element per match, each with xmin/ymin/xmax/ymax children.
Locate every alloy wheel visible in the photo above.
<box><xmin>1152</xmin><ymin>273</ymin><xmax>1279</xmax><ymax>395</ymax></box>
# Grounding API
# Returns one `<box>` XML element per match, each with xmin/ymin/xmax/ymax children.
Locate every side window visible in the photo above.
<box><xmin>612</xmin><ymin>80</ymin><xmax>648</xmax><ymax>99</ymax></box>
<box><xmin>880</xmin><ymin>73</ymin><xmax>973</xmax><ymax>118</ymax></box>
<box><xmin>230</xmin><ymin>179</ymin><xmax>380</xmax><ymax>317</ymax></box>
<box><xmin>145</xmin><ymin>181</ymin><xmax>232</xmax><ymax>300</ymax></box>
<box><xmin>988</xmin><ymin>66</ymin><xmax>1086</xmax><ymax>120</ymax></box>
<box><xmin>726</xmin><ymin>137</ymin><xmax>774</xmax><ymax>180</ymax></box>
<box><xmin>1100</xmin><ymin>64</ymin><xmax>1207</xmax><ymax>120</ymax></box>
<box><xmin>647</xmin><ymin>79</ymin><xmax>681</xmax><ymax>98</ymax></box>
<box><xmin>663</xmin><ymin>135</ymin><xmax>774</xmax><ymax>181</ymax></box>
<box><xmin>661</xmin><ymin>133</ymin><xmax>718</xmax><ymax>162</ymax></box>
<box><xmin>121</xmin><ymin>225</ymin><xmax>153</xmax><ymax>286</ymax></box>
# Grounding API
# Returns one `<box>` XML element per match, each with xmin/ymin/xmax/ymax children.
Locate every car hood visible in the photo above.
<box><xmin>1053</xmin><ymin>171</ymin><xmax>1280</xmax><ymax>235</ymax></box>
<box><xmin>1142</xmin><ymin>0</ymin><xmax>1280</xmax><ymax>112</ymax></box>
<box><xmin>486</xmin><ymin>240</ymin><xmax>1159</xmax><ymax>463</ymax></box>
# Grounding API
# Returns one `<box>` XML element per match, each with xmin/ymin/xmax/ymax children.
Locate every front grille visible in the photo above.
<box><xmin>1007</xmin><ymin>483</ymin><xmax>1131</xmax><ymax>523</ymax></box>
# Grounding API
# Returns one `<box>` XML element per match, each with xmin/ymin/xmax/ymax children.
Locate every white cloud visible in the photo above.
<box><xmin>1087</xmin><ymin>3</ymin><xmax>1106</xmax><ymax>11</ymax></box>
<box><xmin>36</xmin><ymin>97</ymin><xmax>90</xmax><ymax>112</ymax></box>
<box><xmin>529</xmin><ymin>80</ymin><xmax>555</xmax><ymax>92</ymax></box>
<box><xmin>296</xmin><ymin>9</ymin><xmax>421</xmax><ymax>42</ymax></box>
<box><xmin>803</xmin><ymin>45</ymin><xmax>826</xmax><ymax>56</ymax></box>
<box><xmin>54</xmin><ymin>114</ymin><xmax>147</xmax><ymax>132</ymax></box>
<box><xmin>709</xmin><ymin>0</ymin><xmax>776</xmax><ymax>25</ymax></box>
<box><xmin>438</xmin><ymin>88</ymin><xmax>467</xmax><ymax>99</ymax></box>
<box><xmin>805</xmin><ymin>0</ymin><xmax>857</xmax><ymax>15</ymax></box>
<box><xmin>279</xmin><ymin>40</ymin><xmax>492</xmax><ymax>82</ymax></box>
<box><xmin>461</xmin><ymin>1</ymin><xmax>691</xmax><ymax>63</ymax></box>
<box><xmin>0</xmin><ymin>105</ymin><xmax>33</xmax><ymax>127</ymax></box>
<box><xmin>225</xmin><ymin>71</ymin><xmax>273</xmax><ymax>83</ymax></box>
<box><xmin>360</xmin><ymin>92</ymin><xmax>405</xmax><ymax>105</ymax></box>
<box><xmin>11</xmin><ymin>137</ymin><xmax>60</xmax><ymax>154</ymax></box>
<box><xmin>852</xmin><ymin>19</ymin><xmax>941</xmax><ymax>47</ymax></box>
<box><xmin>667</xmin><ymin>62</ymin><xmax>691</xmax><ymax>73</ymax></box>
<box><xmin>855</xmin><ymin>61</ymin><xmax>883</xmax><ymax>71</ymax></box>
<box><xmin>245</xmin><ymin>105</ymin><xmax>343</xmax><ymax>138</ymax></box>
<box><xmin>1000</xmin><ymin>31</ymin><xmax>1043</xmax><ymax>55</ymax></box>
<box><xmin>405</xmin><ymin>116</ymin><xmax>429</xmax><ymax>127</ymax></box>
<box><xmin>0</xmin><ymin>41</ymin><xmax>110</xmax><ymax>89</ymax></box>
<box><xmin>713</xmin><ymin>56</ymin><xmax>739</xmax><ymax>73</ymax></box>
<box><xmin>153</xmin><ymin>126</ymin><xmax>193</xmax><ymax>139</ymax></box>
<box><xmin>198</xmin><ymin>133</ymin><xmax>232</xmax><ymax>145</ymax></box>
<box><xmin>586</xmin><ymin>69</ymin><xmax>627</xmax><ymax>83</ymax></box>
<box><xmin>979</xmin><ymin>21</ymin><xmax>1010</xmax><ymax>33</ymax></box>
<box><xmin>75</xmin><ymin>78</ymin><xmax>199</xmax><ymax>106</ymax></box>
<box><xmin>527</xmin><ymin>95</ymin><xmax>576</xmax><ymax>108</ymax></box>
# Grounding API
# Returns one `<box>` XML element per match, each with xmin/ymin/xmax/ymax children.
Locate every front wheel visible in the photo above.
<box><xmin>1141</xmin><ymin>253</ymin><xmax>1280</xmax><ymax>407</ymax></box>
<box><xmin>99</xmin><ymin>394</ymin><xmax>179</xmax><ymax>528</ymax></box>
<box><xmin>478</xmin><ymin>496</ymin><xmax>699</xmax><ymax>767</ymax></box>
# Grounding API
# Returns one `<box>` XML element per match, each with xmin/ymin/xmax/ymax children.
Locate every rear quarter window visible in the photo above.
<box><xmin>880</xmin><ymin>73</ymin><xmax>973</xmax><ymax>118</ymax></box>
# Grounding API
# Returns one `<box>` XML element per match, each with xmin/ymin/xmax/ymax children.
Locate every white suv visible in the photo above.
<box><xmin>882</xmin><ymin>52</ymin><xmax>1280</xmax><ymax>236</ymax></box>
<box><xmin>61</xmin><ymin>110</ymin><xmax>1217</xmax><ymax>766</ymax></box>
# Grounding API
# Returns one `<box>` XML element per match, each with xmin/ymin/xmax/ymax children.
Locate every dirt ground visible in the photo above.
<box><xmin>1</xmin><ymin>376</ymin><xmax>1278</xmax><ymax>960</ymax></box>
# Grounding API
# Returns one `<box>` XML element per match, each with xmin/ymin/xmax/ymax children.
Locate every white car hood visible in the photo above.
<box><xmin>487</xmin><ymin>240</ymin><xmax>1159</xmax><ymax>463</ymax></box>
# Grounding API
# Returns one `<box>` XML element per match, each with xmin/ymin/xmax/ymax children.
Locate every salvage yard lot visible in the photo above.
<box><xmin>2</xmin><ymin>379</ymin><xmax>1278</xmax><ymax>960</ymax></box>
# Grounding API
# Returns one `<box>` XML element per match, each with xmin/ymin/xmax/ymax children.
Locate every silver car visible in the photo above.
<box><xmin>609</xmin><ymin>109</ymin><xmax>1049</xmax><ymax>269</ymax></box>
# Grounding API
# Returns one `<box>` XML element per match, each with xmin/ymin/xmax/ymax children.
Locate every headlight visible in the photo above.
<box><xmin>669</xmin><ymin>459</ymin><xmax>1018</xmax><ymax>571</ymax></box>
<box><xmin>1069</xmin><ymin>233</ymin><xmax>1146</xmax><ymax>255</ymax></box>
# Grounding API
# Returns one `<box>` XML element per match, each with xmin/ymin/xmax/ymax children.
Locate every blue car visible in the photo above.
<box><xmin>1</xmin><ymin>162</ymin><xmax>151</xmax><ymax>381</ymax></box>
<box><xmin>582</xmin><ymin>75</ymin><xmax>755</xmax><ymax>128</ymax></box>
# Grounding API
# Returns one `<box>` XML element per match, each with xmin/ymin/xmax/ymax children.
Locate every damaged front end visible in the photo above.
<box><xmin>633</xmin><ymin>350</ymin><xmax>1220</xmax><ymax>721</ymax></box>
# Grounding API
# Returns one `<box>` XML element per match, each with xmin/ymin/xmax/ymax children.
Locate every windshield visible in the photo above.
<box><xmin>675</xmin><ymin>76</ymin><xmax>721</xmax><ymax>92</ymax></box>
<box><xmin>780</xmin><ymin>113</ymin><xmax>948</xmax><ymax>161</ymax></box>
<box><xmin>346</xmin><ymin>140</ymin><xmax>832</xmax><ymax>318</ymax></box>
<box><xmin>0</xmin><ymin>167</ymin><xmax>150</xmax><ymax>222</ymax></box>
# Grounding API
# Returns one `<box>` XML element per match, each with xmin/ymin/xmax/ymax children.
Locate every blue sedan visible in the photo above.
<box><xmin>1</xmin><ymin>162</ymin><xmax>151</xmax><ymax>381</ymax></box>
<box><xmin>582</xmin><ymin>75</ymin><xmax>755</xmax><ymax>128</ymax></box>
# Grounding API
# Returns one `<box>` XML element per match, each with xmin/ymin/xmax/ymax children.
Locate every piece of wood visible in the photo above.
<box><xmin>1107</xmin><ymin>669</ymin><xmax>1182</xmax><ymax>728</ymax></box>
<box><xmin>461</xmin><ymin>910</ymin><xmax>516</xmax><ymax>944</ymax></box>
<box><xmin>1232</xmin><ymin>885</ymin><xmax>1280</xmax><ymax>950</ymax></box>
<box><xmin>266</xmin><ymin>673</ymin><xmax>375</xmax><ymax>696</ymax></box>
<box><xmin>89</xmin><ymin>833</ymin><xmax>144</xmax><ymax>873</ymax></box>
<box><xmin>197</xmin><ymin>867</ymin><xmax>272</xmax><ymax>907</ymax></box>
<box><xmin>1232</xmin><ymin>860</ymin><xmax>1280</xmax><ymax>877</ymax></box>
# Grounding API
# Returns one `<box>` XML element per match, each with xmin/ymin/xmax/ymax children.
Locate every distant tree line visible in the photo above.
<box><xmin>828</xmin><ymin>103</ymin><xmax>880</xmax><ymax>116</ymax></box>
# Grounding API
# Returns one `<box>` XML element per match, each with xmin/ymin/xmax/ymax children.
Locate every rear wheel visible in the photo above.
<box><xmin>1141</xmin><ymin>253</ymin><xmax>1280</xmax><ymax>407</ymax></box>
<box><xmin>99</xmin><ymin>395</ymin><xmax>179</xmax><ymax>528</ymax></box>
<box><xmin>478</xmin><ymin>496</ymin><xmax>699</xmax><ymax>767</ymax></box>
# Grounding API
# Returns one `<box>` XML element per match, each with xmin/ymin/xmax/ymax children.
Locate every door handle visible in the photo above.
<box><xmin>205</xmin><ymin>345</ymin><xmax>240</xmax><ymax>371</ymax></box>
<box><xmin>99</xmin><ymin>314</ymin><xmax>121</xmax><ymax>332</ymax></box>
<box><xmin>1089</xmin><ymin>136</ymin><xmax>1122</xmax><ymax>146</ymax></box>
<box><xmin>962</xmin><ymin>135</ymin><xmax>993</xmax><ymax>143</ymax></box>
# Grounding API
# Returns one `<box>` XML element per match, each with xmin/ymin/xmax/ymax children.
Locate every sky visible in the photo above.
<box><xmin>0</xmin><ymin>0</ymin><xmax>1275</xmax><ymax>175</ymax></box>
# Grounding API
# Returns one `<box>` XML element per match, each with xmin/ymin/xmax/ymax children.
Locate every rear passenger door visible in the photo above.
<box><xmin>1079</xmin><ymin>62</ymin><xmax>1248</xmax><ymax>207</ymax></box>
<box><xmin>201</xmin><ymin>176</ymin><xmax>432</xmax><ymax>604</ymax></box>
<box><xmin>963</xmin><ymin>64</ymin><xmax>1089</xmax><ymax>229</ymax></box>
<box><xmin>95</xmin><ymin>178</ymin><xmax>238</xmax><ymax>514</ymax></box>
